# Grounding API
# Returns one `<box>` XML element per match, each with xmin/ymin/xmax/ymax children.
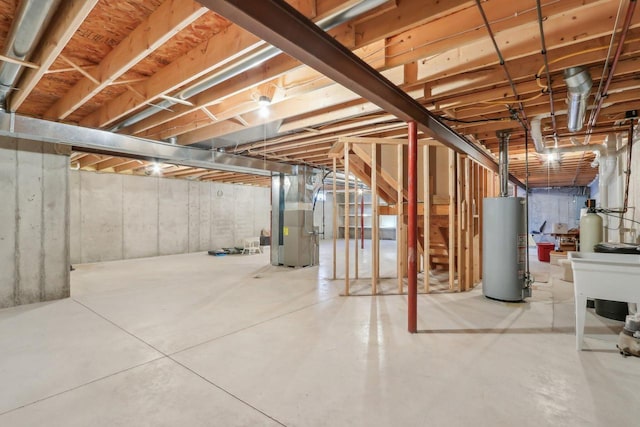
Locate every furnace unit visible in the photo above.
<box><xmin>271</xmin><ymin>167</ymin><xmax>320</xmax><ymax>267</ymax></box>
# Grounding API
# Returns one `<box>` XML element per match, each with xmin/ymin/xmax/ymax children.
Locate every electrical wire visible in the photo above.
<box><xmin>474</xmin><ymin>0</ymin><xmax>529</xmax><ymax>128</ymax></box>
<box><xmin>586</xmin><ymin>0</ymin><xmax>627</xmax><ymax>136</ymax></box>
<box><xmin>440</xmin><ymin>116</ymin><xmax>511</xmax><ymax>124</ymax></box>
<box><xmin>599</xmin><ymin>211</ymin><xmax>640</xmax><ymax>226</ymax></box>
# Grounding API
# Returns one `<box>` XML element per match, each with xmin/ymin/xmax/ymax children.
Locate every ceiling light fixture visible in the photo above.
<box><xmin>258</xmin><ymin>95</ymin><xmax>271</xmax><ymax>106</ymax></box>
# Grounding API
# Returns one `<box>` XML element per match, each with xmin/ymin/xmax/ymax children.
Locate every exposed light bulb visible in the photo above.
<box><xmin>258</xmin><ymin>95</ymin><xmax>271</xmax><ymax>106</ymax></box>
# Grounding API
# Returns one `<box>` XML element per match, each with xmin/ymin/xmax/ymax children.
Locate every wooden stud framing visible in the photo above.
<box><xmin>332</xmin><ymin>157</ymin><xmax>337</xmax><ymax>280</ymax></box>
<box><xmin>464</xmin><ymin>157</ymin><xmax>473</xmax><ymax>291</ymax></box>
<box><xmin>371</xmin><ymin>143</ymin><xmax>379</xmax><ymax>294</ymax></box>
<box><xmin>344</xmin><ymin>141</ymin><xmax>350</xmax><ymax>296</ymax></box>
<box><xmin>397</xmin><ymin>144</ymin><xmax>404</xmax><ymax>293</ymax></box>
<box><xmin>422</xmin><ymin>144</ymin><xmax>430</xmax><ymax>293</ymax></box>
<box><xmin>448</xmin><ymin>149</ymin><xmax>456</xmax><ymax>291</ymax></box>
<box><xmin>456</xmin><ymin>153</ymin><xmax>464</xmax><ymax>292</ymax></box>
<box><xmin>479</xmin><ymin>166</ymin><xmax>486</xmax><ymax>281</ymax></box>
<box><xmin>355</xmin><ymin>178</ymin><xmax>359</xmax><ymax>280</ymax></box>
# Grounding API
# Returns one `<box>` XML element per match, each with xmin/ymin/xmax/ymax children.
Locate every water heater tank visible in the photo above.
<box><xmin>482</xmin><ymin>197</ymin><xmax>529</xmax><ymax>301</ymax></box>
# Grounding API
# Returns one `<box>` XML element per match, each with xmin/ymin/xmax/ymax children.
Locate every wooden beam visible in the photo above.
<box><xmin>9</xmin><ymin>0</ymin><xmax>99</xmax><ymax>112</ymax></box>
<box><xmin>95</xmin><ymin>157</ymin><xmax>133</xmax><ymax>171</ymax></box>
<box><xmin>355</xmin><ymin>0</ymin><xmax>473</xmax><ymax>48</ymax></box>
<box><xmin>79</xmin><ymin>154</ymin><xmax>107</xmax><ymax>169</ymax></box>
<box><xmin>82</xmin><ymin>0</ymin><xmax>354</xmax><ymax>129</ymax></box>
<box><xmin>46</xmin><ymin>0</ymin><xmax>208</xmax><ymax>120</ymax></box>
<box><xmin>80</xmin><ymin>24</ymin><xmax>264</xmax><ymax>128</ymax></box>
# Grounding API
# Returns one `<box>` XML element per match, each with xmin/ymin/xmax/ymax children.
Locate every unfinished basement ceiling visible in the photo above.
<box><xmin>1</xmin><ymin>0</ymin><xmax>639</xmax><ymax>187</ymax></box>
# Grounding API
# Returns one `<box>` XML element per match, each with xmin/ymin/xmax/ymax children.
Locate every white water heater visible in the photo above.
<box><xmin>482</xmin><ymin>197</ymin><xmax>529</xmax><ymax>301</ymax></box>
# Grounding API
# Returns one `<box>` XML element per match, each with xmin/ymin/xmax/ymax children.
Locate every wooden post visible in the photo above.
<box><xmin>479</xmin><ymin>166</ymin><xmax>486</xmax><ymax>280</ymax></box>
<box><xmin>465</xmin><ymin>157</ymin><xmax>473</xmax><ymax>291</ymax></box>
<box><xmin>355</xmin><ymin>178</ymin><xmax>359</xmax><ymax>280</ymax></box>
<box><xmin>372</xmin><ymin>143</ymin><xmax>379</xmax><ymax>294</ymax></box>
<box><xmin>423</xmin><ymin>144</ymin><xmax>430</xmax><ymax>293</ymax></box>
<box><xmin>456</xmin><ymin>153</ymin><xmax>464</xmax><ymax>292</ymax></box>
<box><xmin>397</xmin><ymin>144</ymin><xmax>404</xmax><ymax>293</ymax></box>
<box><xmin>344</xmin><ymin>142</ymin><xmax>350</xmax><ymax>295</ymax></box>
<box><xmin>332</xmin><ymin>157</ymin><xmax>337</xmax><ymax>280</ymax></box>
<box><xmin>408</xmin><ymin>121</ymin><xmax>418</xmax><ymax>333</ymax></box>
<box><xmin>448</xmin><ymin>149</ymin><xmax>456</xmax><ymax>291</ymax></box>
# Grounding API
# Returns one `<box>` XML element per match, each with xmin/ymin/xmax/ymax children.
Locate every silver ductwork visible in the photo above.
<box><xmin>109</xmin><ymin>0</ymin><xmax>388</xmax><ymax>133</ymax></box>
<box><xmin>0</xmin><ymin>111</ymin><xmax>294</xmax><ymax>175</ymax></box>
<box><xmin>564</xmin><ymin>66</ymin><xmax>592</xmax><ymax>133</ymax></box>
<box><xmin>497</xmin><ymin>130</ymin><xmax>511</xmax><ymax>197</ymax></box>
<box><xmin>0</xmin><ymin>0</ymin><xmax>61</xmax><ymax>109</ymax></box>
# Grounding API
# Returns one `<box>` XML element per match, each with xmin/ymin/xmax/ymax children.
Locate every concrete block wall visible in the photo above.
<box><xmin>0</xmin><ymin>137</ymin><xmax>69</xmax><ymax>309</ymax></box>
<box><xmin>70</xmin><ymin>170</ymin><xmax>270</xmax><ymax>264</ymax></box>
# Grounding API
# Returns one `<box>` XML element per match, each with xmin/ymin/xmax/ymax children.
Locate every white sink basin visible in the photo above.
<box><xmin>568</xmin><ymin>251</ymin><xmax>640</xmax><ymax>350</ymax></box>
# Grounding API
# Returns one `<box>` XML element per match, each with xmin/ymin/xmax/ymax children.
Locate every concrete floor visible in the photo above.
<box><xmin>1</xmin><ymin>241</ymin><xmax>639</xmax><ymax>426</ymax></box>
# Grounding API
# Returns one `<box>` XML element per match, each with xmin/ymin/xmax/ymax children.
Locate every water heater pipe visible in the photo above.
<box><xmin>497</xmin><ymin>130</ymin><xmax>511</xmax><ymax>197</ymax></box>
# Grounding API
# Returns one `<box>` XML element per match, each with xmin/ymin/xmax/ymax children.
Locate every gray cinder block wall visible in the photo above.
<box><xmin>0</xmin><ymin>137</ymin><xmax>69</xmax><ymax>309</ymax></box>
<box><xmin>70</xmin><ymin>170</ymin><xmax>271</xmax><ymax>264</ymax></box>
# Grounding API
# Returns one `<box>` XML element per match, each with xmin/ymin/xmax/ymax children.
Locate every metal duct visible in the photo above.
<box><xmin>0</xmin><ymin>0</ymin><xmax>61</xmax><ymax>109</ymax></box>
<box><xmin>109</xmin><ymin>0</ymin><xmax>388</xmax><ymax>133</ymax></box>
<box><xmin>564</xmin><ymin>67</ymin><xmax>592</xmax><ymax>132</ymax></box>
<box><xmin>497</xmin><ymin>130</ymin><xmax>511</xmax><ymax>197</ymax></box>
<box><xmin>0</xmin><ymin>111</ymin><xmax>294</xmax><ymax>175</ymax></box>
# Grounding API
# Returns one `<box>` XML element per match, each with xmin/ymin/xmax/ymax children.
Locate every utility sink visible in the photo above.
<box><xmin>568</xmin><ymin>251</ymin><xmax>640</xmax><ymax>350</ymax></box>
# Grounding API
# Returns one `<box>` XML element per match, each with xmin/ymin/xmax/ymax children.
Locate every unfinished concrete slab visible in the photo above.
<box><xmin>0</xmin><ymin>242</ymin><xmax>639</xmax><ymax>426</ymax></box>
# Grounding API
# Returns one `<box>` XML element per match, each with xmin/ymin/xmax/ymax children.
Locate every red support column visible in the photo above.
<box><xmin>408</xmin><ymin>121</ymin><xmax>418</xmax><ymax>333</ymax></box>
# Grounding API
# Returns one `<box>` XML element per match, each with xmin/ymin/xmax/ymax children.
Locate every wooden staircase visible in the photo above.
<box><xmin>334</xmin><ymin>142</ymin><xmax>454</xmax><ymax>271</ymax></box>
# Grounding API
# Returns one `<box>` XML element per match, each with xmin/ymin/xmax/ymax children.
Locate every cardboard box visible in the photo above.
<box><xmin>552</xmin><ymin>223</ymin><xmax>568</xmax><ymax>234</ymax></box>
<box><xmin>550</xmin><ymin>250</ymin><xmax>568</xmax><ymax>265</ymax></box>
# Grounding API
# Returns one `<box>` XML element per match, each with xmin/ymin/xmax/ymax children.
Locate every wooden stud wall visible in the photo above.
<box><xmin>330</xmin><ymin>139</ymin><xmax>496</xmax><ymax>296</ymax></box>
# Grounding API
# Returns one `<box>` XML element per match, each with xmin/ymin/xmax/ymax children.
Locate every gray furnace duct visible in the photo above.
<box><xmin>271</xmin><ymin>166</ymin><xmax>320</xmax><ymax>267</ymax></box>
<box><xmin>482</xmin><ymin>131</ymin><xmax>531</xmax><ymax>301</ymax></box>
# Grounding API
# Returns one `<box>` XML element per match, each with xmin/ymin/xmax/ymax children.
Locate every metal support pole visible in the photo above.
<box><xmin>408</xmin><ymin>121</ymin><xmax>418</xmax><ymax>333</ymax></box>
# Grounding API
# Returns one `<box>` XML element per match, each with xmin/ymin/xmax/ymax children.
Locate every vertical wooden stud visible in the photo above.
<box><xmin>448</xmin><ymin>149</ymin><xmax>456</xmax><ymax>291</ymax></box>
<box><xmin>371</xmin><ymin>143</ymin><xmax>379</xmax><ymax>294</ymax></box>
<box><xmin>355</xmin><ymin>178</ymin><xmax>359</xmax><ymax>280</ymax></box>
<box><xmin>344</xmin><ymin>142</ymin><xmax>350</xmax><ymax>295</ymax></box>
<box><xmin>397</xmin><ymin>144</ymin><xmax>404</xmax><ymax>293</ymax></box>
<box><xmin>456</xmin><ymin>153</ymin><xmax>464</xmax><ymax>292</ymax></box>
<box><xmin>423</xmin><ymin>144</ymin><xmax>430</xmax><ymax>293</ymax></box>
<box><xmin>465</xmin><ymin>157</ymin><xmax>473</xmax><ymax>291</ymax></box>
<box><xmin>332</xmin><ymin>157</ymin><xmax>337</xmax><ymax>280</ymax></box>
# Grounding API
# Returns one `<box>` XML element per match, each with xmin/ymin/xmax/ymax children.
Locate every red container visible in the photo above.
<box><xmin>536</xmin><ymin>242</ymin><xmax>555</xmax><ymax>262</ymax></box>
